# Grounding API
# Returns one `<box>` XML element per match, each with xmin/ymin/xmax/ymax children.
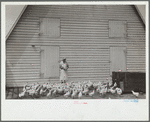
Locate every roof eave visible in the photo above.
<box><xmin>5</xmin><ymin>5</ymin><xmax>28</xmax><ymax>41</ymax></box>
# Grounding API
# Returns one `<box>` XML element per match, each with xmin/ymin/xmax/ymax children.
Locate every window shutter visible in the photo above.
<box><xmin>40</xmin><ymin>18</ymin><xmax>60</xmax><ymax>37</ymax></box>
<box><xmin>109</xmin><ymin>21</ymin><xmax>127</xmax><ymax>38</ymax></box>
<box><xmin>41</xmin><ymin>46</ymin><xmax>59</xmax><ymax>78</ymax></box>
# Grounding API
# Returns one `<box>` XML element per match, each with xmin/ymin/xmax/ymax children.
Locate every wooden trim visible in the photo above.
<box><xmin>134</xmin><ymin>5</ymin><xmax>145</xmax><ymax>25</ymax></box>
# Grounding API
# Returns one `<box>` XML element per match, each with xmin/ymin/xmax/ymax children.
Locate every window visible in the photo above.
<box><xmin>109</xmin><ymin>21</ymin><xmax>127</xmax><ymax>38</ymax></box>
<box><xmin>40</xmin><ymin>46</ymin><xmax>59</xmax><ymax>78</ymax></box>
<box><xmin>40</xmin><ymin>18</ymin><xmax>60</xmax><ymax>37</ymax></box>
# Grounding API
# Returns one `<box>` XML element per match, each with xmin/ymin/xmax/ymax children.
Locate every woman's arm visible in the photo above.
<box><xmin>67</xmin><ymin>63</ymin><xmax>69</xmax><ymax>69</ymax></box>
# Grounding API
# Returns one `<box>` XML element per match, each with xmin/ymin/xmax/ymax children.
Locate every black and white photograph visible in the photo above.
<box><xmin>1</xmin><ymin>1</ymin><xmax>149</xmax><ymax>121</ymax></box>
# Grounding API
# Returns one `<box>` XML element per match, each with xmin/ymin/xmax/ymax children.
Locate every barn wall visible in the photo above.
<box><xmin>6</xmin><ymin>5</ymin><xmax>145</xmax><ymax>87</ymax></box>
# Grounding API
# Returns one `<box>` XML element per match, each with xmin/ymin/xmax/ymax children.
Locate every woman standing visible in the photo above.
<box><xmin>59</xmin><ymin>58</ymin><xmax>69</xmax><ymax>83</ymax></box>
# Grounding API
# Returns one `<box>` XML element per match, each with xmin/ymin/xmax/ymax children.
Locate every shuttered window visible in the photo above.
<box><xmin>109</xmin><ymin>21</ymin><xmax>127</xmax><ymax>38</ymax></box>
<box><xmin>41</xmin><ymin>46</ymin><xmax>59</xmax><ymax>78</ymax></box>
<box><xmin>40</xmin><ymin>18</ymin><xmax>60</xmax><ymax>37</ymax></box>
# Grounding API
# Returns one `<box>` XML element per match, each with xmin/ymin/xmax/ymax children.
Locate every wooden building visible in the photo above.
<box><xmin>6</xmin><ymin>5</ymin><xmax>145</xmax><ymax>87</ymax></box>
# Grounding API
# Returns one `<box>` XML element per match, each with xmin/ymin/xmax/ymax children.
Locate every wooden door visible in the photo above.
<box><xmin>41</xmin><ymin>46</ymin><xmax>59</xmax><ymax>78</ymax></box>
<box><xmin>110</xmin><ymin>47</ymin><xmax>126</xmax><ymax>75</ymax></box>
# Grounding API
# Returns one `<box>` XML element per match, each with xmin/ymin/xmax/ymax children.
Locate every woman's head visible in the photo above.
<box><xmin>62</xmin><ymin>57</ymin><xmax>66</xmax><ymax>62</ymax></box>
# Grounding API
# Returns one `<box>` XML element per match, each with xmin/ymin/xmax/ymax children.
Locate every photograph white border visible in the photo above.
<box><xmin>1</xmin><ymin>1</ymin><xmax>149</xmax><ymax>121</ymax></box>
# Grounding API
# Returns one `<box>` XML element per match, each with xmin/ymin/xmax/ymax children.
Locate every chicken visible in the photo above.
<box><xmin>43</xmin><ymin>83</ymin><xmax>47</xmax><ymax>89</ymax></box>
<box><xmin>131</xmin><ymin>90</ymin><xmax>139</xmax><ymax>98</ymax></box>
<box><xmin>43</xmin><ymin>89</ymin><xmax>48</xmax><ymax>96</ymax></box>
<box><xmin>40</xmin><ymin>88</ymin><xmax>43</xmax><ymax>95</ymax></box>
<box><xmin>110</xmin><ymin>89</ymin><xmax>116</xmax><ymax>95</ymax></box>
<box><xmin>31</xmin><ymin>83</ymin><xmax>35</xmax><ymax>89</ymax></box>
<box><xmin>46</xmin><ymin>83</ymin><xmax>51</xmax><ymax>90</ymax></box>
<box><xmin>87</xmin><ymin>80</ymin><xmax>93</xmax><ymax>88</ymax></box>
<box><xmin>39</xmin><ymin>83</ymin><xmax>47</xmax><ymax>96</ymax></box>
<box><xmin>36</xmin><ymin>85</ymin><xmax>42</xmax><ymax>93</ymax></box>
<box><xmin>110</xmin><ymin>82</ymin><xmax>117</xmax><ymax>90</ymax></box>
<box><xmin>28</xmin><ymin>89</ymin><xmax>36</xmax><ymax>98</ymax></box>
<box><xmin>64</xmin><ymin>90</ymin><xmax>71</xmax><ymax>98</ymax></box>
<box><xmin>100</xmin><ymin>85</ymin><xmax>106</xmax><ymax>90</ymax></box>
<box><xmin>52</xmin><ymin>89</ymin><xmax>57</xmax><ymax>97</ymax></box>
<box><xmin>96</xmin><ymin>86</ymin><xmax>101</xmax><ymax>93</ymax></box>
<box><xmin>71</xmin><ymin>92</ymin><xmax>76</xmax><ymax>99</ymax></box>
<box><xmin>114</xmin><ymin>82</ymin><xmax>117</xmax><ymax>87</ymax></box>
<box><xmin>105</xmin><ymin>87</ymin><xmax>108</xmax><ymax>93</ymax></box>
<box><xmin>19</xmin><ymin>91</ymin><xmax>26</xmax><ymax>98</ymax></box>
<box><xmin>109</xmin><ymin>81</ymin><xmax>113</xmax><ymax>87</ymax></box>
<box><xmin>57</xmin><ymin>86</ymin><xmax>64</xmax><ymax>94</ymax></box>
<box><xmin>34</xmin><ymin>82</ymin><xmax>40</xmax><ymax>90</ymax></box>
<box><xmin>93</xmin><ymin>83</ymin><xmax>98</xmax><ymax>89</ymax></box>
<box><xmin>106</xmin><ymin>83</ymin><xmax>110</xmax><ymax>91</ymax></box>
<box><xmin>64</xmin><ymin>87</ymin><xmax>69</xmax><ymax>94</ymax></box>
<box><xmin>23</xmin><ymin>82</ymin><xmax>31</xmax><ymax>91</ymax></box>
<box><xmin>47</xmin><ymin>90</ymin><xmax>52</xmax><ymax>98</ymax></box>
<box><xmin>99</xmin><ymin>88</ymin><xmax>106</xmax><ymax>96</ymax></box>
<box><xmin>83</xmin><ymin>86</ymin><xmax>89</xmax><ymax>95</ymax></box>
<box><xmin>100</xmin><ymin>88</ymin><xmax>106</xmax><ymax>95</ymax></box>
<box><xmin>89</xmin><ymin>90</ymin><xmax>95</xmax><ymax>97</ymax></box>
<box><xmin>71</xmin><ymin>89</ymin><xmax>77</xmax><ymax>99</ymax></box>
<box><xmin>116</xmin><ymin>88</ymin><xmax>122</xmax><ymax>95</ymax></box>
<box><xmin>78</xmin><ymin>91</ymin><xmax>82</xmax><ymax>99</ymax></box>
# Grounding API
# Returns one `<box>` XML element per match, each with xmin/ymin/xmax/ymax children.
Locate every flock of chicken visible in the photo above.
<box><xmin>19</xmin><ymin>80</ymin><xmax>139</xmax><ymax>99</ymax></box>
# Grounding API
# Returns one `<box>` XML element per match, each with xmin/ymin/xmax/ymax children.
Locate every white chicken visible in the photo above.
<box><xmin>89</xmin><ymin>90</ymin><xmax>95</xmax><ymax>97</ymax></box>
<box><xmin>116</xmin><ymin>88</ymin><xmax>122</xmax><ymax>96</ymax></box>
<box><xmin>40</xmin><ymin>88</ymin><xmax>43</xmax><ymax>95</ymax></box>
<box><xmin>93</xmin><ymin>83</ymin><xmax>98</xmax><ymax>89</ymax></box>
<box><xmin>96</xmin><ymin>86</ymin><xmax>101</xmax><ymax>93</ymax></box>
<box><xmin>46</xmin><ymin>83</ymin><xmax>51</xmax><ymax>90</ymax></box>
<box><xmin>64</xmin><ymin>91</ymin><xmax>71</xmax><ymax>98</ymax></box>
<box><xmin>29</xmin><ymin>89</ymin><xmax>35</xmax><ymax>96</ymax></box>
<box><xmin>34</xmin><ymin>82</ymin><xmax>40</xmax><ymax>89</ymax></box>
<box><xmin>109</xmin><ymin>81</ymin><xmax>113</xmax><ymax>87</ymax></box>
<box><xmin>19</xmin><ymin>91</ymin><xmax>26</xmax><ymax>98</ymax></box>
<box><xmin>114</xmin><ymin>82</ymin><xmax>117</xmax><ymax>87</ymax></box>
<box><xmin>52</xmin><ymin>89</ymin><xmax>57</xmax><ymax>97</ymax></box>
<box><xmin>83</xmin><ymin>86</ymin><xmax>89</xmax><ymax>95</ymax></box>
<box><xmin>110</xmin><ymin>89</ymin><xmax>116</xmax><ymax>95</ymax></box>
<box><xmin>23</xmin><ymin>82</ymin><xmax>30</xmax><ymax>91</ymax></box>
<box><xmin>71</xmin><ymin>89</ymin><xmax>77</xmax><ymax>99</ymax></box>
<box><xmin>57</xmin><ymin>86</ymin><xmax>64</xmax><ymax>94</ymax></box>
<box><xmin>43</xmin><ymin>83</ymin><xmax>47</xmax><ymax>89</ymax></box>
<box><xmin>87</xmin><ymin>80</ymin><xmax>93</xmax><ymax>88</ymax></box>
<box><xmin>100</xmin><ymin>88</ymin><xmax>107</xmax><ymax>96</ymax></box>
<box><xmin>47</xmin><ymin>90</ymin><xmax>52</xmax><ymax>98</ymax></box>
<box><xmin>78</xmin><ymin>91</ymin><xmax>82</xmax><ymax>99</ymax></box>
<box><xmin>131</xmin><ymin>90</ymin><xmax>139</xmax><ymax>98</ymax></box>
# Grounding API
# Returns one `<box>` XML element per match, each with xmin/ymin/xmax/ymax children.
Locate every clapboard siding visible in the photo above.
<box><xmin>6</xmin><ymin>5</ymin><xmax>146</xmax><ymax>87</ymax></box>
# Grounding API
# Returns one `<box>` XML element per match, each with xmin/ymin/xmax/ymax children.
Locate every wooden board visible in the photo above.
<box><xmin>41</xmin><ymin>46</ymin><xmax>59</xmax><ymax>78</ymax></box>
<box><xmin>110</xmin><ymin>47</ymin><xmax>127</xmax><ymax>75</ymax></box>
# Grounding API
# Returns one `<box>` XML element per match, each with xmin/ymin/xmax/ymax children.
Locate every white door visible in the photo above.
<box><xmin>110</xmin><ymin>47</ymin><xmax>126</xmax><ymax>75</ymax></box>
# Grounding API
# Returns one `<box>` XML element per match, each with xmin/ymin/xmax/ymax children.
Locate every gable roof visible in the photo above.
<box><xmin>135</xmin><ymin>5</ymin><xmax>145</xmax><ymax>25</ymax></box>
<box><xmin>5</xmin><ymin>5</ymin><xmax>27</xmax><ymax>40</ymax></box>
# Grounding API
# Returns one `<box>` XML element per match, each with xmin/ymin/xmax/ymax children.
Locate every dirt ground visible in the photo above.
<box><xmin>39</xmin><ymin>93</ymin><xmax>146</xmax><ymax>99</ymax></box>
<box><xmin>6</xmin><ymin>92</ymin><xmax>146</xmax><ymax>99</ymax></box>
